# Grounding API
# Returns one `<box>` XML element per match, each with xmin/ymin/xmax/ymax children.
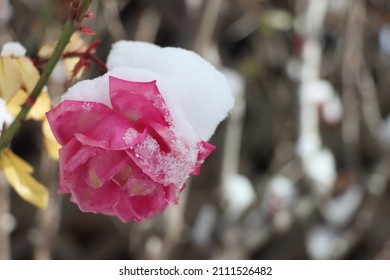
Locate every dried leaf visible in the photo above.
<box><xmin>0</xmin><ymin>149</ymin><xmax>48</xmax><ymax>209</ymax></box>
<box><xmin>39</xmin><ymin>33</ymin><xmax>88</xmax><ymax>80</ymax></box>
<box><xmin>42</xmin><ymin>118</ymin><xmax>60</xmax><ymax>160</ymax></box>
<box><xmin>6</xmin><ymin>89</ymin><xmax>52</xmax><ymax>121</ymax></box>
<box><xmin>0</xmin><ymin>57</ymin><xmax>22</xmax><ymax>101</ymax></box>
<box><xmin>16</xmin><ymin>57</ymin><xmax>40</xmax><ymax>94</ymax></box>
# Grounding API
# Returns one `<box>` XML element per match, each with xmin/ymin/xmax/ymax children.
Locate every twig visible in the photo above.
<box><xmin>34</xmin><ymin>47</ymin><xmax>108</xmax><ymax>75</ymax></box>
<box><xmin>0</xmin><ymin>0</ymin><xmax>12</xmax><ymax>46</ymax></box>
<box><xmin>158</xmin><ymin>186</ymin><xmax>190</xmax><ymax>259</ymax></box>
<box><xmin>194</xmin><ymin>0</ymin><xmax>223</xmax><ymax>55</ymax></box>
<box><xmin>134</xmin><ymin>8</ymin><xmax>161</xmax><ymax>43</ymax></box>
<box><xmin>220</xmin><ymin>75</ymin><xmax>245</xmax><ymax>180</ymax></box>
<box><xmin>358</xmin><ymin>58</ymin><xmax>382</xmax><ymax>137</ymax></box>
<box><xmin>0</xmin><ymin>172</ymin><xmax>10</xmax><ymax>259</ymax></box>
<box><xmin>296</xmin><ymin>0</ymin><xmax>331</xmax><ymax>179</ymax></box>
<box><xmin>329</xmin><ymin>154</ymin><xmax>390</xmax><ymax>259</ymax></box>
<box><xmin>102</xmin><ymin>0</ymin><xmax>127</xmax><ymax>41</ymax></box>
<box><xmin>341</xmin><ymin>0</ymin><xmax>366</xmax><ymax>178</ymax></box>
<box><xmin>33</xmin><ymin>154</ymin><xmax>61</xmax><ymax>260</ymax></box>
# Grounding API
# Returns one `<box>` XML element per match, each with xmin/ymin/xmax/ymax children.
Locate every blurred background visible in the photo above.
<box><xmin>2</xmin><ymin>0</ymin><xmax>390</xmax><ymax>260</ymax></box>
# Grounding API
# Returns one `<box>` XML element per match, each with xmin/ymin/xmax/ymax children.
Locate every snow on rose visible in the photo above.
<box><xmin>46</xmin><ymin>41</ymin><xmax>234</xmax><ymax>222</ymax></box>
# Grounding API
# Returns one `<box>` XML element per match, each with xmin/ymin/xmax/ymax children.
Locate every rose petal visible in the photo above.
<box><xmin>60</xmin><ymin>148</ymin><xmax>129</xmax><ymax>215</ymax></box>
<box><xmin>83</xmin><ymin>149</ymin><xmax>129</xmax><ymax>189</ymax></box>
<box><xmin>111</xmin><ymin>196</ymin><xmax>138</xmax><ymax>222</ymax></box>
<box><xmin>191</xmin><ymin>140</ymin><xmax>215</xmax><ymax>176</ymax></box>
<box><xmin>164</xmin><ymin>183</ymin><xmax>183</xmax><ymax>204</ymax></box>
<box><xmin>61</xmin><ymin>139</ymin><xmax>97</xmax><ymax>173</ymax></box>
<box><xmin>113</xmin><ymin>156</ymin><xmax>183</xmax><ymax>222</ymax></box>
<box><xmin>114</xmin><ymin>189</ymin><xmax>168</xmax><ymax>223</ymax></box>
<box><xmin>109</xmin><ymin>76</ymin><xmax>169</xmax><ymax>126</ymax></box>
<box><xmin>74</xmin><ymin>113</ymin><xmax>146</xmax><ymax>150</ymax></box>
<box><xmin>58</xmin><ymin>138</ymin><xmax>97</xmax><ymax>193</ymax></box>
<box><xmin>112</xmin><ymin>160</ymin><xmax>157</xmax><ymax>195</ymax></box>
<box><xmin>46</xmin><ymin>100</ymin><xmax>113</xmax><ymax>145</ymax></box>
<box><xmin>70</xmin><ymin>180</ymin><xmax>123</xmax><ymax>216</ymax></box>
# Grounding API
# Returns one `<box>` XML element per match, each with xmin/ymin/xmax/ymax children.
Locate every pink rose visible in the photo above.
<box><xmin>46</xmin><ymin>42</ymin><xmax>234</xmax><ymax>222</ymax></box>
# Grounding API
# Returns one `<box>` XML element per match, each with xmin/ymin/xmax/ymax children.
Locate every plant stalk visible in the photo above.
<box><xmin>0</xmin><ymin>0</ymin><xmax>92</xmax><ymax>152</ymax></box>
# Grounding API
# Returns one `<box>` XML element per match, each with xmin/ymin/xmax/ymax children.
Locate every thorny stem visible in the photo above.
<box><xmin>70</xmin><ymin>0</ymin><xmax>81</xmax><ymax>21</ymax></box>
<box><xmin>0</xmin><ymin>0</ymin><xmax>92</xmax><ymax>152</ymax></box>
<box><xmin>33</xmin><ymin>49</ymin><xmax>108</xmax><ymax>74</ymax></box>
<box><xmin>78</xmin><ymin>0</ymin><xmax>93</xmax><ymax>22</ymax></box>
<box><xmin>68</xmin><ymin>51</ymin><xmax>108</xmax><ymax>75</ymax></box>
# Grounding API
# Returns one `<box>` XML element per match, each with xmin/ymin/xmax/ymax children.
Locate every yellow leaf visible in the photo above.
<box><xmin>37</xmin><ymin>42</ymin><xmax>56</xmax><ymax>58</ymax></box>
<box><xmin>2</xmin><ymin>149</ymin><xmax>33</xmax><ymax>173</ymax></box>
<box><xmin>29</xmin><ymin>90</ymin><xmax>51</xmax><ymax>120</ymax></box>
<box><xmin>64</xmin><ymin>57</ymin><xmax>84</xmax><ymax>80</ymax></box>
<box><xmin>6</xmin><ymin>89</ymin><xmax>27</xmax><ymax>116</ymax></box>
<box><xmin>65</xmin><ymin>33</ymin><xmax>88</xmax><ymax>53</ymax></box>
<box><xmin>39</xmin><ymin>33</ymin><xmax>88</xmax><ymax>80</ymax></box>
<box><xmin>0</xmin><ymin>149</ymin><xmax>48</xmax><ymax>209</ymax></box>
<box><xmin>6</xmin><ymin>89</ymin><xmax>51</xmax><ymax>121</ymax></box>
<box><xmin>39</xmin><ymin>32</ymin><xmax>87</xmax><ymax>57</ymax></box>
<box><xmin>16</xmin><ymin>57</ymin><xmax>40</xmax><ymax>94</ymax></box>
<box><xmin>42</xmin><ymin>118</ymin><xmax>60</xmax><ymax>160</ymax></box>
<box><xmin>0</xmin><ymin>57</ymin><xmax>22</xmax><ymax>102</ymax></box>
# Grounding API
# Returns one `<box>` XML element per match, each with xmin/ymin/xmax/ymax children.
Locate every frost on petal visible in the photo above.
<box><xmin>46</xmin><ymin>100</ymin><xmax>113</xmax><ymax>145</ymax></box>
<box><xmin>107</xmin><ymin>41</ymin><xmax>234</xmax><ymax>140</ymax></box>
<box><xmin>128</xmin><ymin>135</ymin><xmax>198</xmax><ymax>187</ymax></box>
<box><xmin>139</xmin><ymin>119</ymin><xmax>176</xmax><ymax>153</ymax></box>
